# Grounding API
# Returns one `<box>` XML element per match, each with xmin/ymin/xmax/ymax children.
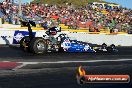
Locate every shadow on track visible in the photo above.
<box><xmin>0</xmin><ymin>46</ymin><xmax>131</xmax><ymax>61</ymax></box>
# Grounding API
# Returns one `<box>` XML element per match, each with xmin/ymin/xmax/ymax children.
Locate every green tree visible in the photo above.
<box><xmin>33</xmin><ymin>0</ymin><xmax>107</xmax><ymax>8</ymax></box>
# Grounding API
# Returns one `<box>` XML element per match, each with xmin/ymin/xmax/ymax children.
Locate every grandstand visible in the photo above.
<box><xmin>0</xmin><ymin>0</ymin><xmax>131</xmax><ymax>34</ymax></box>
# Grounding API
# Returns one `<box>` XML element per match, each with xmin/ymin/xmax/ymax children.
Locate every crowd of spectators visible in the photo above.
<box><xmin>0</xmin><ymin>1</ymin><xmax>131</xmax><ymax>32</ymax></box>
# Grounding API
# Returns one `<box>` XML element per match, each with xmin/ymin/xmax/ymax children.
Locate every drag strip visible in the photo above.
<box><xmin>18</xmin><ymin>58</ymin><xmax>132</xmax><ymax>64</ymax></box>
<box><xmin>0</xmin><ymin>46</ymin><xmax>131</xmax><ymax>70</ymax></box>
<box><xmin>0</xmin><ymin>46</ymin><xmax>132</xmax><ymax>88</ymax></box>
<box><xmin>16</xmin><ymin>58</ymin><xmax>132</xmax><ymax>69</ymax></box>
<box><xmin>0</xmin><ymin>64</ymin><xmax>132</xmax><ymax>88</ymax></box>
<box><xmin>0</xmin><ymin>46</ymin><xmax>132</xmax><ymax>62</ymax></box>
<box><xmin>0</xmin><ymin>46</ymin><xmax>132</xmax><ymax>69</ymax></box>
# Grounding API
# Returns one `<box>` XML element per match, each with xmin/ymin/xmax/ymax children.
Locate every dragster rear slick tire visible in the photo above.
<box><xmin>29</xmin><ymin>37</ymin><xmax>48</xmax><ymax>54</ymax></box>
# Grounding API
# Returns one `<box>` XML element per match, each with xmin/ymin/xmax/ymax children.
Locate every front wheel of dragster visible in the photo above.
<box><xmin>108</xmin><ymin>44</ymin><xmax>118</xmax><ymax>53</ymax></box>
<box><xmin>101</xmin><ymin>43</ymin><xmax>107</xmax><ymax>49</ymax></box>
<box><xmin>110</xmin><ymin>44</ymin><xmax>116</xmax><ymax>48</ymax></box>
<box><xmin>29</xmin><ymin>37</ymin><xmax>48</xmax><ymax>54</ymax></box>
<box><xmin>20</xmin><ymin>36</ymin><xmax>30</xmax><ymax>52</ymax></box>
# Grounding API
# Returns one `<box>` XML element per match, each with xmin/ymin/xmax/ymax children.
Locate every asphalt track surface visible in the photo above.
<box><xmin>0</xmin><ymin>46</ymin><xmax>132</xmax><ymax>88</ymax></box>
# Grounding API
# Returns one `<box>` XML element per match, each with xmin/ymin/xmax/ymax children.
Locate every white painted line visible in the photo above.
<box><xmin>12</xmin><ymin>64</ymin><xmax>27</xmax><ymax>71</ymax></box>
<box><xmin>2</xmin><ymin>61</ymin><xmax>11</xmax><ymax>62</ymax></box>
<box><xmin>19</xmin><ymin>62</ymin><xmax>41</xmax><ymax>64</ymax></box>
<box><xmin>17</xmin><ymin>59</ymin><xmax>132</xmax><ymax>64</ymax></box>
<box><xmin>1</xmin><ymin>59</ymin><xmax>131</xmax><ymax>70</ymax></box>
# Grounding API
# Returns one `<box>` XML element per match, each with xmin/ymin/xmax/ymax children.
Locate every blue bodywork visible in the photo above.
<box><xmin>61</xmin><ymin>38</ymin><xmax>95</xmax><ymax>53</ymax></box>
<box><xmin>13</xmin><ymin>31</ymin><xmax>36</xmax><ymax>44</ymax></box>
<box><xmin>66</xmin><ymin>43</ymin><xmax>95</xmax><ymax>52</ymax></box>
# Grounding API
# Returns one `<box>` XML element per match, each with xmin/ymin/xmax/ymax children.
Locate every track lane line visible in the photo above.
<box><xmin>1</xmin><ymin>59</ymin><xmax>132</xmax><ymax>70</ymax></box>
<box><xmin>16</xmin><ymin>59</ymin><xmax>132</xmax><ymax>64</ymax></box>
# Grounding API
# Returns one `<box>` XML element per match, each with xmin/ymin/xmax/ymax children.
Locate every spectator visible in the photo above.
<box><xmin>0</xmin><ymin>1</ymin><xmax>131</xmax><ymax>33</ymax></box>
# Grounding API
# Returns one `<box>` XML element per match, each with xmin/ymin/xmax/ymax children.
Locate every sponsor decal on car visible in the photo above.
<box><xmin>84</xmin><ymin>45</ymin><xmax>90</xmax><ymax>51</ymax></box>
<box><xmin>14</xmin><ymin>33</ymin><xmax>24</xmax><ymax>42</ymax></box>
<box><xmin>62</xmin><ymin>38</ymin><xmax>71</xmax><ymax>48</ymax></box>
<box><xmin>13</xmin><ymin>31</ymin><xmax>36</xmax><ymax>44</ymax></box>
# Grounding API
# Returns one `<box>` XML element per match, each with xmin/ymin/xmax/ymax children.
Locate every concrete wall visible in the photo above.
<box><xmin>66</xmin><ymin>32</ymin><xmax>132</xmax><ymax>46</ymax></box>
<box><xmin>0</xmin><ymin>30</ymin><xmax>132</xmax><ymax>46</ymax></box>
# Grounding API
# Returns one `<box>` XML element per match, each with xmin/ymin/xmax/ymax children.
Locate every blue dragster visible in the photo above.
<box><xmin>61</xmin><ymin>38</ymin><xmax>95</xmax><ymax>52</ymax></box>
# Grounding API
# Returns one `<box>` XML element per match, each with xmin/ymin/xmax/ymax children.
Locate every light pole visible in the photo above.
<box><xmin>18</xmin><ymin>0</ymin><xmax>22</xmax><ymax>16</ymax></box>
